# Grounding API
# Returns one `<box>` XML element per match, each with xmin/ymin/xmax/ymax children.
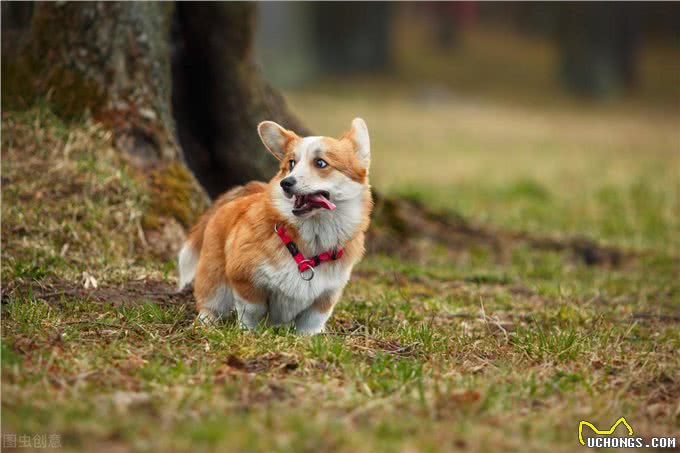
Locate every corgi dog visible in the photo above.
<box><xmin>177</xmin><ymin>118</ymin><xmax>372</xmax><ymax>335</ymax></box>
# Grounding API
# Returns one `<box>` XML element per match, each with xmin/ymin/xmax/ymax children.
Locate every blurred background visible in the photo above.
<box><xmin>255</xmin><ymin>2</ymin><xmax>680</xmax><ymax>251</ymax></box>
<box><xmin>256</xmin><ymin>2</ymin><xmax>679</xmax><ymax>102</ymax></box>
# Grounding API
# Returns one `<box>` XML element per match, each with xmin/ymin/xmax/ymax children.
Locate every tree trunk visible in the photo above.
<box><xmin>2</xmin><ymin>1</ymin><xmax>306</xmax><ymax>254</ymax></box>
<box><xmin>2</xmin><ymin>1</ymin><xmax>209</xmax><ymax>257</ymax></box>
<box><xmin>310</xmin><ymin>2</ymin><xmax>394</xmax><ymax>74</ymax></box>
<box><xmin>171</xmin><ymin>3</ymin><xmax>309</xmax><ymax>198</ymax></box>
<box><xmin>3</xmin><ymin>2</ymin><xmax>181</xmax><ymax>163</ymax></box>
<box><xmin>557</xmin><ymin>3</ymin><xmax>642</xmax><ymax>97</ymax></box>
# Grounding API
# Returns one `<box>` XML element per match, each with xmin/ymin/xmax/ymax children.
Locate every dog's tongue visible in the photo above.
<box><xmin>308</xmin><ymin>193</ymin><xmax>336</xmax><ymax>210</ymax></box>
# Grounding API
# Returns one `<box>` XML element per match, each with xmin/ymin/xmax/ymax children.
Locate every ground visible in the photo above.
<box><xmin>2</xmin><ymin>34</ymin><xmax>679</xmax><ymax>452</ymax></box>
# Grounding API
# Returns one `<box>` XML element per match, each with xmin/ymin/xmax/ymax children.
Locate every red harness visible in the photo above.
<box><xmin>274</xmin><ymin>224</ymin><xmax>344</xmax><ymax>281</ymax></box>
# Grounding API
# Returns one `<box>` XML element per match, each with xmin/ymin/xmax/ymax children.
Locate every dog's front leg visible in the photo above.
<box><xmin>232</xmin><ymin>282</ymin><xmax>268</xmax><ymax>330</ymax></box>
<box><xmin>295</xmin><ymin>290</ymin><xmax>342</xmax><ymax>335</ymax></box>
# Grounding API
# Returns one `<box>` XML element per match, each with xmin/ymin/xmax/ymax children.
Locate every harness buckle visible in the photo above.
<box><xmin>299</xmin><ymin>260</ymin><xmax>315</xmax><ymax>281</ymax></box>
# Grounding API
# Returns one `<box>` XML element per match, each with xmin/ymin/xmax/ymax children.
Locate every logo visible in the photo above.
<box><xmin>579</xmin><ymin>417</ymin><xmax>633</xmax><ymax>446</ymax></box>
<box><xmin>578</xmin><ymin>417</ymin><xmax>677</xmax><ymax>449</ymax></box>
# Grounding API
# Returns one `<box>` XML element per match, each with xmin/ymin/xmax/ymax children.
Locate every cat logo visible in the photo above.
<box><xmin>579</xmin><ymin>417</ymin><xmax>634</xmax><ymax>445</ymax></box>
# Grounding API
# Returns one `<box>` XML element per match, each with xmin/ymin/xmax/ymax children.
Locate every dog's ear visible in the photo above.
<box><xmin>344</xmin><ymin>118</ymin><xmax>370</xmax><ymax>167</ymax></box>
<box><xmin>258</xmin><ymin>121</ymin><xmax>298</xmax><ymax>161</ymax></box>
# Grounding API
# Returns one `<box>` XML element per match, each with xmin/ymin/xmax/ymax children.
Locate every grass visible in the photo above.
<box><xmin>2</xmin><ymin>51</ymin><xmax>679</xmax><ymax>453</ymax></box>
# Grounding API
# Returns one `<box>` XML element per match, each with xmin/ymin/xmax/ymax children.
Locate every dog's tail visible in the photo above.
<box><xmin>177</xmin><ymin>181</ymin><xmax>268</xmax><ymax>290</ymax></box>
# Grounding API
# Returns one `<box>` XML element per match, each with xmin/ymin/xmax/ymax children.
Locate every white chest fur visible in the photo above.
<box><xmin>261</xmin><ymin>188</ymin><xmax>367</xmax><ymax>325</ymax></box>
<box><xmin>254</xmin><ymin>257</ymin><xmax>352</xmax><ymax>325</ymax></box>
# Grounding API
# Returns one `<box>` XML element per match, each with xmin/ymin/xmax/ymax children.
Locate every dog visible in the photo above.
<box><xmin>177</xmin><ymin>118</ymin><xmax>372</xmax><ymax>335</ymax></box>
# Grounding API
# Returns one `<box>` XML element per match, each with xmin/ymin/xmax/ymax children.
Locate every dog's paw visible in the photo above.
<box><xmin>196</xmin><ymin>309</ymin><xmax>220</xmax><ymax>327</ymax></box>
<box><xmin>295</xmin><ymin>309</ymin><xmax>329</xmax><ymax>336</ymax></box>
<box><xmin>295</xmin><ymin>324</ymin><xmax>326</xmax><ymax>336</ymax></box>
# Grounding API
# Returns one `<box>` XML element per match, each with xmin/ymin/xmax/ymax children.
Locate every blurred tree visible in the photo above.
<box><xmin>557</xmin><ymin>3</ymin><xmax>641</xmax><ymax>97</ymax></box>
<box><xmin>311</xmin><ymin>2</ymin><xmax>393</xmax><ymax>74</ymax></box>
<box><xmin>476</xmin><ymin>2</ymin><xmax>680</xmax><ymax>98</ymax></box>
<box><xmin>423</xmin><ymin>1</ymin><xmax>477</xmax><ymax>50</ymax></box>
<box><xmin>255</xmin><ymin>3</ymin><xmax>318</xmax><ymax>87</ymax></box>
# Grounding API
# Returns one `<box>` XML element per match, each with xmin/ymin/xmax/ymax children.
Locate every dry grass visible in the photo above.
<box><xmin>1</xmin><ymin>109</ymin><xmax>176</xmax><ymax>287</ymax></box>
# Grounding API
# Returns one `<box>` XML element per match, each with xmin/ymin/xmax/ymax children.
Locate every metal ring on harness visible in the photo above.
<box><xmin>299</xmin><ymin>260</ymin><xmax>315</xmax><ymax>281</ymax></box>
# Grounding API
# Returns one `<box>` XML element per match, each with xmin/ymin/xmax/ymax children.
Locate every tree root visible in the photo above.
<box><xmin>369</xmin><ymin>192</ymin><xmax>635</xmax><ymax>267</ymax></box>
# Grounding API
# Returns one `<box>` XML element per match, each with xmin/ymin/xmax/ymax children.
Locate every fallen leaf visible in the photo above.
<box><xmin>591</xmin><ymin>359</ymin><xmax>604</xmax><ymax>369</ymax></box>
<box><xmin>450</xmin><ymin>389</ymin><xmax>482</xmax><ymax>405</ymax></box>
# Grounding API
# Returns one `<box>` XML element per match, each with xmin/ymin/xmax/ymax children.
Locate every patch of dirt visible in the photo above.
<box><xmin>212</xmin><ymin>353</ymin><xmax>299</xmax><ymax>405</ymax></box>
<box><xmin>218</xmin><ymin>353</ymin><xmax>300</xmax><ymax>375</ymax></box>
<box><xmin>1</xmin><ymin>278</ymin><xmax>194</xmax><ymax>308</ymax></box>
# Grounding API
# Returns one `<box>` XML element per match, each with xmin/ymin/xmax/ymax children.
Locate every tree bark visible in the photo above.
<box><xmin>171</xmin><ymin>3</ymin><xmax>309</xmax><ymax>198</ymax></box>
<box><xmin>2</xmin><ymin>2</ymin><xmax>181</xmax><ymax>164</ymax></box>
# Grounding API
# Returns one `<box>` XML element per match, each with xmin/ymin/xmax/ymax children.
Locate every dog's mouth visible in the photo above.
<box><xmin>292</xmin><ymin>191</ymin><xmax>335</xmax><ymax>216</ymax></box>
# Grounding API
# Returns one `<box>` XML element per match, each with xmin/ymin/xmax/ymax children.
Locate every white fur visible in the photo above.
<box><xmin>260</xmin><ymin>167</ymin><xmax>367</xmax><ymax>332</ymax></box>
<box><xmin>196</xmin><ymin>284</ymin><xmax>234</xmax><ymax>326</ymax></box>
<box><xmin>235</xmin><ymin>295</ymin><xmax>268</xmax><ymax>330</ymax></box>
<box><xmin>271</xmin><ymin>185</ymin><xmax>368</xmax><ymax>252</ymax></box>
<box><xmin>197</xmin><ymin>309</ymin><xmax>218</xmax><ymax>325</ymax></box>
<box><xmin>350</xmin><ymin>118</ymin><xmax>370</xmax><ymax>167</ymax></box>
<box><xmin>177</xmin><ymin>243</ymin><xmax>198</xmax><ymax>290</ymax></box>
<box><xmin>270</xmin><ymin>134</ymin><xmax>369</xmax><ymax>252</ymax></box>
<box><xmin>295</xmin><ymin>305</ymin><xmax>334</xmax><ymax>335</ymax></box>
<box><xmin>255</xmin><ymin>257</ymin><xmax>351</xmax><ymax>326</ymax></box>
<box><xmin>259</xmin><ymin>125</ymin><xmax>370</xmax><ymax>333</ymax></box>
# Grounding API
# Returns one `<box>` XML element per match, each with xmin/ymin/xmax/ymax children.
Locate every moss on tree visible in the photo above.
<box><xmin>143</xmin><ymin>162</ymin><xmax>207</xmax><ymax>231</ymax></box>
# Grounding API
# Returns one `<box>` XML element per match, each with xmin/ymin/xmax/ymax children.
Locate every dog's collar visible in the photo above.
<box><xmin>274</xmin><ymin>224</ymin><xmax>344</xmax><ymax>281</ymax></box>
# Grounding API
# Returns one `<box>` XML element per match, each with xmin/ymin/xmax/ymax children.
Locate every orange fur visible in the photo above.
<box><xmin>186</xmin><ymin>181</ymin><xmax>267</xmax><ymax>253</ymax></box>
<box><xmin>321</xmin><ymin>137</ymin><xmax>368</xmax><ymax>183</ymax></box>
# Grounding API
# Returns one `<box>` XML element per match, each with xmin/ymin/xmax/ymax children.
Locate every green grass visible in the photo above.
<box><xmin>2</xmin><ymin>89</ymin><xmax>679</xmax><ymax>452</ymax></box>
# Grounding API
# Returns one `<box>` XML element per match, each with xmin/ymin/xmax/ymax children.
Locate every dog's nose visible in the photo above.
<box><xmin>280</xmin><ymin>177</ymin><xmax>296</xmax><ymax>192</ymax></box>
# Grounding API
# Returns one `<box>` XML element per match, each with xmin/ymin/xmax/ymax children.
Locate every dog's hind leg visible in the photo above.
<box><xmin>194</xmin><ymin>247</ymin><xmax>234</xmax><ymax>325</ymax></box>
<box><xmin>196</xmin><ymin>284</ymin><xmax>234</xmax><ymax>325</ymax></box>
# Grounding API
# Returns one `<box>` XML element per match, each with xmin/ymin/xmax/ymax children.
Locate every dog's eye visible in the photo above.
<box><xmin>288</xmin><ymin>160</ymin><xmax>296</xmax><ymax>171</ymax></box>
<box><xmin>315</xmin><ymin>159</ymin><xmax>328</xmax><ymax>169</ymax></box>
